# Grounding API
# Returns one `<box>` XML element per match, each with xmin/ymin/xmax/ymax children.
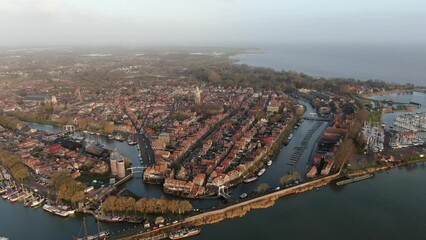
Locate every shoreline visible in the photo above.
<box><xmin>346</xmin><ymin>158</ymin><xmax>426</xmax><ymax>178</ymax></box>
<box><xmin>120</xmin><ymin>157</ymin><xmax>426</xmax><ymax>239</ymax></box>
<box><xmin>120</xmin><ymin>172</ymin><xmax>342</xmax><ymax>240</ymax></box>
<box><xmin>361</xmin><ymin>89</ymin><xmax>414</xmax><ymax>98</ymax></box>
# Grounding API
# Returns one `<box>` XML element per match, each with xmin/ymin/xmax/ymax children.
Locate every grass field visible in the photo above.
<box><xmin>368</xmin><ymin>110</ymin><xmax>382</xmax><ymax>122</ymax></box>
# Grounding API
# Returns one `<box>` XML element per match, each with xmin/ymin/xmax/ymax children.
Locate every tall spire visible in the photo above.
<box><xmin>194</xmin><ymin>86</ymin><xmax>202</xmax><ymax>105</ymax></box>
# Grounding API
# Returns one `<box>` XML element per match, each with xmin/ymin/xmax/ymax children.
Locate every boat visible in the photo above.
<box><xmin>169</xmin><ymin>228</ymin><xmax>201</xmax><ymax>240</ymax></box>
<box><xmin>0</xmin><ymin>188</ymin><xmax>7</xmax><ymax>194</ymax></box>
<box><xmin>126</xmin><ymin>217</ymin><xmax>144</xmax><ymax>224</ymax></box>
<box><xmin>43</xmin><ymin>204</ymin><xmax>56</xmax><ymax>213</ymax></box>
<box><xmin>114</xmin><ymin>134</ymin><xmax>125</xmax><ymax>142</ymax></box>
<box><xmin>31</xmin><ymin>197</ymin><xmax>45</xmax><ymax>208</ymax></box>
<box><xmin>243</xmin><ymin>176</ymin><xmax>257</xmax><ymax>183</ymax></box>
<box><xmin>75</xmin><ymin>217</ymin><xmax>110</xmax><ymax>240</ymax></box>
<box><xmin>2</xmin><ymin>189</ymin><xmax>17</xmax><ymax>199</ymax></box>
<box><xmin>127</xmin><ymin>137</ymin><xmax>137</xmax><ymax>146</ymax></box>
<box><xmin>282</xmin><ymin>139</ymin><xmax>290</xmax><ymax>146</ymax></box>
<box><xmin>266</xmin><ymin>160</ymin><xmax>272</xmax><ymax>167</ymax></box>
<box><xmin>53</xmin><ymin>209</ymin><xmax>70</xmax><ymax>217</ymax></box>
<box><xmin>9</xmin><ymin>192</ymin><xmax>26</xmax><ymax>203</ymax></box>
<box><xmin>58</xmin><ymin>205</ymin><xmax>76</xmax><ymax>215</ymax></box>
<box><xmin>43</xmin><ymin>204</ymin><xmax>70</xmax><ymax>217</ymax></box>
<box><xmin>287</xmin><ymin>133</ymin><xmax>293</xmax><ymax>141</ymax></box>
<box><xmin>24</xmin><ymin>196</ymin><xmax>34</xmax><ymax>207</ymax></box>
<box><xmin>239</xmin><ymin>193</ymin><xmax>248</xmax><ymax>199</ymax></box>
<box><xmin>257</xmin><ymin>168</ymin><xmax>266</xmax><ymax>177</ymax></box>
<box><xmin>95</xmin><ymin>214</ymin><xmax>124</xmax><ymax>223</ymax></box>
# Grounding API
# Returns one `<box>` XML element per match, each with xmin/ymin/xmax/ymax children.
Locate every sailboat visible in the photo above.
<box><xmin>74</xmin><ymin>217</ymin><xmax>110</xmax><ymax>240</ymax></box>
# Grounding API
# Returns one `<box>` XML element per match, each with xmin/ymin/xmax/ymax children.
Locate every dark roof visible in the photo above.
<box><xmin>52</xmin><ymin>138</ymin><xmax>82</xmax><ymax>150</ymax></box>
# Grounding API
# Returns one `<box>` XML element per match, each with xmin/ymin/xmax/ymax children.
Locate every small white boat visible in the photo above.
<box><xmin>257</xmin><ymin>168</ymin><xmax>266</xmax><ymax>177</ymax></box>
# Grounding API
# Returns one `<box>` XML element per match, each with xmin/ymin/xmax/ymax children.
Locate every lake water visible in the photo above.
<box><xmin>232</xmin><ymin>43</ymin><xmax>426</xmax><ymax>86</ymax></box>
<box><xmin>195</xmin><ymin>164</ymin><xmax>426</xmax><ymax>240</ymax></box>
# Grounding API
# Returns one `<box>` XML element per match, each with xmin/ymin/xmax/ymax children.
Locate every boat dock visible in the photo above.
<box><xmin>336</xmin><ymin>174</ymin><xmax>374</xmax><ymax>186</ymax></box>
<box><xmin>287</xmin><ymin>122</ymin><xmax>323</xmax><ymax>167</ymax></box>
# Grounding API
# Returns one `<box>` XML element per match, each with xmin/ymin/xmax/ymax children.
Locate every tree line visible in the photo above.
<box><xmin>50</xmin><ymin>171</ymin><xmax>85</xmax><ymax>205</ymax></box>
<box><xmin>187</xmin><ymin>65</ymin><xmax>407</xmax><ymax>93</ymax></box>
<box><xmin>0</xmin><ymin>149</ymin><xmax>30</xmax><ymax>181</ymax></box>
<box><xmin>102</xmin><ymin>195</ymin><xmax>193</xmax><ymax>215</ymax></box>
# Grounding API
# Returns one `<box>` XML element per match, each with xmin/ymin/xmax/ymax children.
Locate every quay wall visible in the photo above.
<box><xmin>120</xmin><ymin>172</ymin><xmax>341</xmax><ymax>240</ymax></box>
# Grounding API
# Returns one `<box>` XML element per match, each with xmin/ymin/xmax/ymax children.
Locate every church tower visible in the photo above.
<box><xmin>194</xmin><ymin>86</ymin><xmax>202</xmax><ymax>105</ymax></box>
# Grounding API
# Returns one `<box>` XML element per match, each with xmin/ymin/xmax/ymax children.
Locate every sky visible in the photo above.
<box><xmin>0</xmin><ymin>0</ymin><xmax>425</xmax><ymax>47</ymax></box>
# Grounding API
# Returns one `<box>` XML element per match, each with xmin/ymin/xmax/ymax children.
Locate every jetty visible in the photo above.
<box><xmin>336</xmin><ymin>174</ymin><xmax>374</xmax><ymax>186</ymax></box>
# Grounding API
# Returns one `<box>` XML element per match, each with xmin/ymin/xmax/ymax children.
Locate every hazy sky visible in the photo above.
<box><xmin>0</xmin><ymin>0</ymin><xmax>425</xmax><ymax>47</ymax></box>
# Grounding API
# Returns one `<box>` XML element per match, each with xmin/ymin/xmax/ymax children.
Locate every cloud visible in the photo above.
<box><xmin>0</xmin><ymin>0</ymin><xmax>425</xmax><ymax>47</ymax></box>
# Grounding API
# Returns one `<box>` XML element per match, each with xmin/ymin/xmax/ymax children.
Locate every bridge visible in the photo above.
<box><xmin>302</xmin><ymin>116</ymin><xmax>331</xmax><ymax>122</ymax></box>
<box><xmin>63</xmin><ymin>124</ymin><xmax>76</xmax><ymax>133</ymax></box>
<box><xmin>127</xmin><ymin>166</ymin><xmax>147</xmax><ymax>174</ymax></box>
<box><xmin>91</xmin><ymin>173</ymin><xmax>135</xmax><ymax>202</ymax></box>
<box><xmin>217</xmin><ymin>185</ymin><xmax>230</xmax><ymax>199</ymax></box>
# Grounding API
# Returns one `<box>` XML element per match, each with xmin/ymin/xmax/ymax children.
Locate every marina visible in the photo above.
<box><xmin>394</xmin><ymin>112</ymin><xmax>426</xmax><ymax>132</ymax></box>
<box><xmin>361</xmin><ymin>122</ymin><xmax>385</xmax><ymax>153</ymax></box>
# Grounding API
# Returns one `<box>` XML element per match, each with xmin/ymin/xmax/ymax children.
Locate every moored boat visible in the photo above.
<box><xmin>257</xmin><ymin>168</ymin><xmax>266</xmax><ymax>177</ymax></box>
<box><xmin>76</xmin><ymin>230</ymin><xmax>110</xmax><ymax>240</ymax></box>
<box><xmin>75</xmin><ymin>217</ymin><xmax>110</xmax><ymax>240</ymax></box>
<box><xmin>2</xmin><ymin>189</ymin><xmax>17</xmax><ymax>199</ymax></box>
<box><xmin>169</xmin><ymin>228</ymin><xmax>201</xmax><ymax>240</ymax></box>
<box><xmin>125</xmin><ymin>217</ymin><xmax>144</xmax><ymax>224</ymax></box>
<box><xmin>243</xmin><ymin>176</ymin><xmax>257</xmax><ymax>184</ymax></box>
<box><xmin>0</xmin><ymin>188</ymin><xmax>7</xmax><ymax>194</ymax></box>
<box><xmin>266</xmin><ymin>160</ymin><xmax>272</xmax><ymax>166</ymax></box>
<box><xmin>114</xmin><ymin>134</ymin><xmax>125</xmax><ymax>142</ymax></box>
<box><xmin>240</xmin><ymin>193</ymin><xmax>248</xmax><ymax>199</ymax></box>
<box><xmin>95</xmin><ymin>214</ymin><xmax>125</xmax><ymax>223</ymax></box>
<box><xmin>9</xmin><ymin>192</ymin><xmax>26</xmax><ymax>203</ymax></box>
<box><xmin>43</xmin><ymin>204</ymin><xmax>70</xmax><ymax>217</ymax></box>
<box><xmin>31</xmin><ymin>197</ymin><xmax>45</xmax><ymax>208</ymax></box>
